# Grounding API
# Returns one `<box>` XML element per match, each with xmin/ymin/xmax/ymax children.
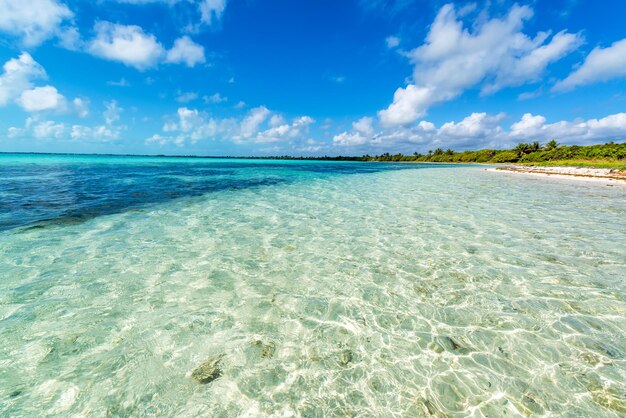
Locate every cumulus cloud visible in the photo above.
<box><xmin>333</xmin><ymin>131</ymin><xmax>369</xmax><ymax>146</ymax></box>
<box><xmin>88</xmin><ymin>22</ymin><xmax>165</xmax><ymax>70</ymax></box>
<box><xmin>8</xmin><ymin>117</ymin><xmax>67</xmax><ymax>139</ymax></box>
<box><xmin>334</xmin><ymin>112</ymin><xmax>626</xmax><ymax>152</ymax></box>
<box><xmin>9</xmin><ymin>101</ymin><xmax>123</xmax><ymax>141</ymax></box>
<box><xmin>165</xmin><ymin>36</ymin><xmax>206</xmax><ymax>67</ymax></box>
<box><xmin>18</xmin><ymin>85</ymin><xmax>67</xmax><ymax>112</ymax></box>
<box><xmin>0</xmin><ymin>0</ymin><xmax>73</xmax><ymax>46</ymax></box>
<box><xmin>239</xmin><ymin>106</ymin><xmax>271</xmax><ymax>139</ymax></box>
<box><xmin>509</xmin><ymin>112</ymin><xmax>626</xmax><ymax>144</ymax></box>
<box><xmin>86</xmin><ymin>23</ymin><xmax>206</xmax><ymax>70</ymax></box>
<box><xmin>0</xmin><ymin>53</ymin><xmax>86</xmax><ymax>116</ymax></box>
<box><xmin>378</xmin><ymin>4</ymin><xmax>582</xmax><ymax>126</ymax></box>
<box><xmin>333</xmin><ymin>117</ymin><xmax>375</xmax><ymax>146</ymax></box>
<box><xmin>70</xmin><ymin>124</ymin><xmax>121</xmax><ymax>141</ymax></box>
<box><xmin>553</xmin><ymin>39</ymin><xmax>626</xmax><ymax>91</ymax></box>
<box><xmin>0</xmin><ymin>53</ymin><xmax>46</xmax><ymax>106</ymax></box>
<box><xmin>148</xmin><ymin>106</ymin><xmax>314</xmax><ymax>147</ymax></box>
<box><xmin>252</xmin><ymin>115</ymin><xmax>314</xmax><ymax>144</ymax></box>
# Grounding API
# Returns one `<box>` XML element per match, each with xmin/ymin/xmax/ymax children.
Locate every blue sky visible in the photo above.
<box><xmin>1</xmin><ymin>0</ymin><xmax>626</xmax><ymax>156</ymax></box>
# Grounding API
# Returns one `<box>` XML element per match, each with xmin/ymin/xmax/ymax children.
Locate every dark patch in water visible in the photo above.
<box><xmin>1</xmin><ymin>159</ymin><xmax>428</xmax><ymax>232</ymax></box>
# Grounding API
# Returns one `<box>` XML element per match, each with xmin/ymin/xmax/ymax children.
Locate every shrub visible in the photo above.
<box><xmin>491</xmin><ymin>151</ymin><xmax>519</xmax><ymax>163</ymax></box>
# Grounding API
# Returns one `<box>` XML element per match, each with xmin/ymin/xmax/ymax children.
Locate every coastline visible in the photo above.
<box><xmin>488</xmin><ymin>165</ymin><xmax>626</xmax><ymax>185</ymax></box>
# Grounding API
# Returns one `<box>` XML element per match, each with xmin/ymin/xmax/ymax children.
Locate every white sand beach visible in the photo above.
<box><xmin>488</xmin><ymin>165</ymin><xmax>626</xmax><ymax>185</ymax></box>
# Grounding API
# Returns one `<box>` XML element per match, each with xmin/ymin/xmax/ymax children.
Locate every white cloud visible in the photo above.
<box><xmin>554</xmin><ymin>39</ymin><xmax>626</xmax><ymax>91</ymax></box>
<box><xmin>239</xmin><ymin>106</ymin><xmax>271</xmax><ymax>139</ymax></box>
<box><xmin>378</xmin><ymin>4</ymin><xmax>582</xmax><ymax>126</ymax></box>
<box><xmin>70</xmin><ymin>124</ymin><xmax>121</xmax><ymax>141</ymax></box>
<box><xmin>204</xmin><ymin>92</ymin><xmax>227</xmax><ymax>104</ymax></box>
<box><xmin>113</xmin><ymin>0</ymin><xmax>227</xmax><ymax>32</ymax></box>
<box><xmin>333</xmin><ymin>131</ymin><xmax>368</xmax><ymax>146</ymax></box>
<box><xmin>269</xmin><ymin>114</ymin><xmax>285</xmax><ymax>127</ymax></box>
<box><xmin>0</xmin><ymin>53</ymin><xmax>46</xmax><ymax>106</ymax></box>
<box><xmin>253</xmin><ymin>115</ymin><xmax>314</xmax><ymax>144</ymax></box>
<box><xmin>509</xmin><ymin>113</ymin><xmax>546</xmax><ymax>137</ymax></box>
<box><xmin>88</xmin><ymin>22</ymin><xmax>165</xmax><ymax>70</ymax></box>
<box><xmin>234</xmin><ymin>100</ymin><xmax>246</xmax><ymax>109</ymax></box>
<box><xmin>0</xmin><ymin>53</ymin><xmax>88</xmax><ymax>116</ymax></box>
<box><xmin>438</xmin><ymin>112</ymin><xmax>505</xmax><ymax>140</ymax></box>
<box><xmin>0</xmin><ymin>0</ymin><xmax>73</xmax><ymax>46</ymax></box>
<box><xmin>385</xmin><ymin>36</ymin><xmax>400</xmax><ymax>48</ymax></box>
<box><xmin>353</xmin><ymin>116</ymin><xmax>374</xmax><ymax>136</ymax></box>
<box><xmin>72</xmin><ymin>98</ymin><xmax>90</xmax><ymax>118</ymax></box>
<box><xmin>517</xmin><ymin>89</ymin><xmax>543</xmax><ymax>101</ymax></box>
<box><xmin>509</xmin><ymin>112</ymin><xmax>626</xmax><ymax>144</ymax></box>
<box><xmin>378</xmin><ymin>84</ymin><xmax>435</xmax><ymax>126</ymax></box>
<box><xmin>57</xmin><ymin>26</ymin><xmax>82</xmax><ymax>50</ymax></box>
<box><xmin>8</xmin><ymin>117</ymin><xmax>65</xmax><ymax>139</ymax></box>
<box><xmin>33</xmin><ymin>120</ymin><xmax>66</xmax><ymax>138</ymax></box>
<box><xmin>107</xmin><ymin>78</ymin><xmax>130</xmax><ymax>87</ymax></box>
<box><xmin>177</xmin><ymin>107</ymin><xmax>203</xmax><ymax>133</ymax></box>
<box><xmin>165</xmin><ymin>36</ymin><xmax>205</xmax><ymax>67</ymax></box>
<box><xmin>199</xmin><ymin>0</ymin><xmax>227</xmax><ymax>26</ymax></box>
<box><xmin>176</xmin><ymin>91</ymin><xmax>199</xmax><ymax>103</ymax></box>
<box><xmin>333</xmin><ymin>117</ymin><xmax>376</xmax><ymax>146</ymax></box>
<box><xmin>103</xmin><ymin>100</ymin><xmax>123</xmax><ymax>125</ymax></box>
<box><xmin>148</xmin><ymin>106</ymin><xmax>314</xmax><ymax>146</ymax></box>
<box><xmin>8</xmin><ymin>101</ymin><xmax>122</xmax><ymax>141</ymax></box>
<box><xmin>87</xmin><ymin>24</ymin><xmax>207</xmax><ymax>69</ymax></box>
<box><xmin>483</xmin><ymin>30</ymin><xmax>582</xmax><ymax>94</ymax></box>
<box><xmin>18</xmin><ymin>85</ymin><xmax>67</xmax><ymax>112</ymax></box>
<box><xmin>334</xmin><ymin>111</ymin><xmax>626</xmax><ymax>152</ymax></box>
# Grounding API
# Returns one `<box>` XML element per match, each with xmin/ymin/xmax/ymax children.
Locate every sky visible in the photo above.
<box><xmin>1</xmin><ymin>0</ymin><xmax>626</xmax><ymax>156</ymax></box>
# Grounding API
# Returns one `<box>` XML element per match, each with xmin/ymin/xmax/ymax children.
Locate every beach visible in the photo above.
<box><xmin>489</xmin><ymin>165</ymin><xmax>626</xmax><ymax>185</ymax></box>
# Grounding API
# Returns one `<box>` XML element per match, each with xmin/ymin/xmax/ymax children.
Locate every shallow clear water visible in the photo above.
<box><xmin>1</xmin><ymin>155</ymin><xmax>625</xmax><ymax>417</ymax></box>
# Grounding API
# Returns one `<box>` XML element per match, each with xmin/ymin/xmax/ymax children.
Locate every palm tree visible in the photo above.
<box><xmin>545</xmin><ymin>139</ymin><xmax>559</xmax><ymax>150</ymax></box>
<box><xmin>515</xmin><ymin>142</ymin><xmax>531</xmax><ymax>156</ymax></box>
<box><xmin>530</xmin><ymin>141</ymin><xmax>541</xmax><ymax>152</ymax></box>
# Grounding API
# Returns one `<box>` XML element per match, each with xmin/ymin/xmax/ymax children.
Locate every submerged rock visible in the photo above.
<box><xmin>338</xmin><ymin>349</ymin><xmax>353</xmax><ymax>366</ymax></box>
<box><xmin>191</xmin><ymin>354</ymin><xmax>224</xmax><ymax>384</ymax></box>
<box><xmin>445</xmin><ymin>336</ymin><xmax>461</xmax><ymax>351</ymax></box>
<box><xmin>252</xmin><ymin>340</ymin><xmax>276</xmax><ymax>359</ymax></box>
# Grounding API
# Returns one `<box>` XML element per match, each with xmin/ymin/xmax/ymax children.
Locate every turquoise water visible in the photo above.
<box><xmin>1</xmin><ymin>155</ymin><xmax>625</xmax><ymax>416</ymax></box>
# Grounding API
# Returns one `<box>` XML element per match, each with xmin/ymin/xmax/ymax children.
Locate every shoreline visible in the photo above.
<box><xmin>488</xmin><ymin>165</ymin><xmax>626</xmax><ymax>185</ymax></box>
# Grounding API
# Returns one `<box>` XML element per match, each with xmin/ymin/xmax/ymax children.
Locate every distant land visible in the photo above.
<box><xmin>3</xmin><ymin>141</ymin><xmax>625</xmax><ymax>169</ymax></box>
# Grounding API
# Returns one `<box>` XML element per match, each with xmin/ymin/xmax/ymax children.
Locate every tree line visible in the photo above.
<box><xmin>361</xmin><ymin>141</ymin><xmax>626</xmax><ymax>164</ymax></box>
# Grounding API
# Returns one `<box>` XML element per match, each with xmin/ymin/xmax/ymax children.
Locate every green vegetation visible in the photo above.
<box><xmin>361</xmin><ymin>141</ymin><xmax>626</xmax><ymax>169</ymax></box>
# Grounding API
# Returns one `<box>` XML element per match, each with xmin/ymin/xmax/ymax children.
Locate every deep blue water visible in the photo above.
<box><xmin>0</xmin><ymin>154</ymin><xmax>426</xmax><ymax>232</ymax></box>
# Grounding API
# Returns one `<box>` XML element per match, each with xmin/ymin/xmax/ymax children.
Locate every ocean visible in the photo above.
<box><xmin>1</xmin><ymin>154</ymin><xmax>625</xmax><ymax>416</ymax></box>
